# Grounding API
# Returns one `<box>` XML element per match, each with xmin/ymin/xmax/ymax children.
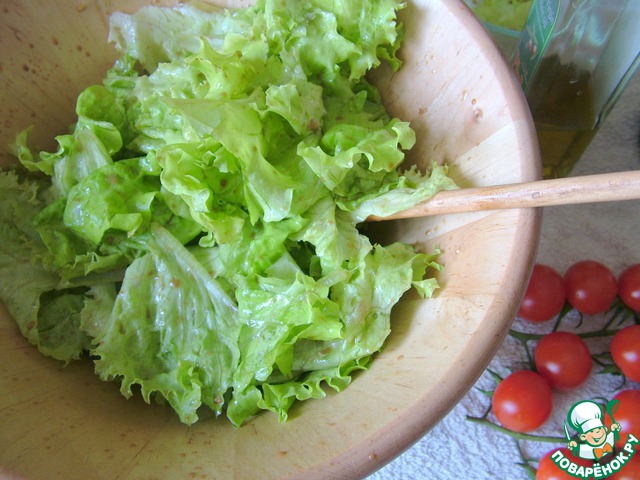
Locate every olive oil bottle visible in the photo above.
<box><xmin>526</xmin><ymin>55</ymin><xmax>596</xmax><ymax>179</ymax></box>
<box><xmin>512</xmin><ymin>0</ymin><xmax>640</xmax><ymax>178</ymax></box>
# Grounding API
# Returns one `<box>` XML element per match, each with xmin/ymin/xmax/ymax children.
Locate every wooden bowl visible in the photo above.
<box><xmin>0</xmin><ymin>1</ymin><xmax>540</xmax><ymax>479</ymax></box>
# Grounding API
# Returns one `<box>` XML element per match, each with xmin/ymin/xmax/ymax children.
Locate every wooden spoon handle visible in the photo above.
<box><xmin>370</xmin><ymin>170</ymin><xmax>640</xmax><ymax>221</ymax></box>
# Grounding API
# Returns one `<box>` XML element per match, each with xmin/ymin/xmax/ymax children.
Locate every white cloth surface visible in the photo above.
<box><xmin>366</xmin><ymin>71</ymin><xmax>640</xmax><ymax>480</ymax></box>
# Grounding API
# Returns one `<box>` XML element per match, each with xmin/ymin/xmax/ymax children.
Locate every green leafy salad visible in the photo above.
<box><xmin>0</xmin><ymin>0</ymin><xmax>456</xmax><ymax>426</ymax></box>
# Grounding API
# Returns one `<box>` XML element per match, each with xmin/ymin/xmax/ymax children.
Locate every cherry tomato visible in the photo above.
<box><xmin>534</xmin><ymin>331</ymin><xmax>592</xmax><ymax>390</ymax></box>
<box><xmin>605</xmin><ymin>389</ymin><xmax>640</xmax><ymax>451</ymax></box>
<box><xmin>519</xmin><ymin>264</ymin><xmax>566</xmax><ymax>322</ymax></box>
<box><xmin>611</xmin><ymin>325</ymin><xmax>640</xmax><ymax>383</ymax></box>
<box><xmin>563</xmin><ymin>260</ymin><xmax>617</xmax><ymax>315</ymax></box>
<box><xmin>618</xmin><ymin>264</ymin><xmax>640</xmax><ymax>312</ymax></box>
<box><xmin>492</xmin><ymin>370</ymin><xmax>553</xmax><ymax>433</ymax></box>
<box><xmin>536</xmin><ymin>448</ymin><xmax>592</xmax><ymax>480</ymax></box>
<box><xmin>610</xmin><ymin>451</ymin><xmax>640</xmax><ymax>479</ymax></box>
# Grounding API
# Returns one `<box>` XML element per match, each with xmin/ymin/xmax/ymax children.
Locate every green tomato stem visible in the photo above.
<box><xmin>466</xmin><ymin>415</ymin><xmax>566</xmax><ymax>443</ymax></box>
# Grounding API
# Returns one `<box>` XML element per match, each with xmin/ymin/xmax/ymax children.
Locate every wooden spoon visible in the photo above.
<box><xmin>369</xmin><ymin>170</ymin><xmax>640</xmax><ymax>221</ymax></box>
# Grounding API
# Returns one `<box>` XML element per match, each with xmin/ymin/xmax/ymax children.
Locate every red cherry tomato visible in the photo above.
<box><xmin>610</xmin><ymin>451</ymin><xmax>640</xmax><ymax>479</ymax></box>
<box><xmin>605</xmin><ymin>389</ymin><xmax>640</xmax><ymax>451</ymax></box>
<box><xmin>618</xmin><ymin>264</ymin><xmax>640</xmax><ymax>312</ymax></box>
<box><xmin>611</xmin><ymin>325</ymin><xmax>640</xmax><ymax>383</ymax></box>
<box><xmin>534</xmin><ymin>331</ymin><xmax>592</xmax><ymax>390</ymax></box>
<box><xmin>536</xmin><ymin>448</ymin><xmax>592</xmax><ymax>480</ymax></box>
<box><xmin>563</xmin><ymin>260</ymin><xmax>617</xmax><ymax>315</ymax></box>
<box><xmin>492</xmin><ymin>370</ymin><xmax>553</xmax><ymax>433</ymax></box>
<box><xmin>519</xmin><ymin>264</ymin><xmax>566</xmax><ymax>322</ymax></box>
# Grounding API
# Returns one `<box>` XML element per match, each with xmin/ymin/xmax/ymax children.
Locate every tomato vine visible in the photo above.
<box><xmin>467</xmin><ymin>261</ymin><xmax>640</xmax><ymax>479</ymax></box>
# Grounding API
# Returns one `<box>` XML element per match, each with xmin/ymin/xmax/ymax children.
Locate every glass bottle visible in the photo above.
<box><xmin>512</xmin><ymin>0</ymin><xmax>640</xmax><ymax>178</ymax></box>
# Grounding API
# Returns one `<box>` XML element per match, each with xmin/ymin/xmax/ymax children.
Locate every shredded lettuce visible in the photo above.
<box><xmin>0</xmin><ymin>0</ymin><xmax>457</xmax><ymax>426</ymax></box>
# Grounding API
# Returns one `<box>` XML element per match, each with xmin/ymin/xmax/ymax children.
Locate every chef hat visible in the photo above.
<box><xmin>568</xmin><ymin>400</ymin><xmax>604</xmax><ymax>434</ymax></box>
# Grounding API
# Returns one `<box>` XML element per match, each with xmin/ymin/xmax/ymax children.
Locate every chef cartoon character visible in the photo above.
<box><xmin>566</xmin><ymin>400</ymin><xmax>621</xmax><ymax>461</ymax></box>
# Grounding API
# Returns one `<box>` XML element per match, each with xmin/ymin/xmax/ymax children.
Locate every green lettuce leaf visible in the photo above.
<box><xmin>92</xmin><ymin>224</ymin><xmax>240</xmax><ymax>425</ymax></box>
<box><xmin>0</xmin><ymin>170</ymin><xmax>75</xmax><ymax>359</ymax></box>
<box><xmin>0</xmin><ymin>0</ymin><xmax>457</xmax><ymax>427</ymax></box>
